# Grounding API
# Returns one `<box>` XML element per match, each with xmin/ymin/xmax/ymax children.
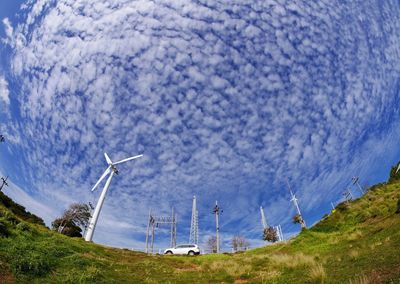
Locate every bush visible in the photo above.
<box><xmin>16</xmin><ymin>222</ymin><xmax>30</xmax><ymax>232</ymax></box>
<box><xmin>396</xmin><ymin>199</ymin><xmax>400</xmax><ymax>214</ymax></box>
<box><xmin>0</xmin><ymin>221</ymin><xmax>9</xmax><ymax>237</ymax></box>
<box><xmin>11</xmin><ymin>251</ymin><xmax>52</xmax><ymax>277</ymax></box>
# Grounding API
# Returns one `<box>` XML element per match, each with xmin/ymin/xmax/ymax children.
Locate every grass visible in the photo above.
<box><xmin>0</xmin><ymin>173</ymin><xmax>400</xmax><ymax>283</ymax></box>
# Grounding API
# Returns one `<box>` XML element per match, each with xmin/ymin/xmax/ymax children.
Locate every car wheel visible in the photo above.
<box><xmin>188</xmin><ymin>251</ymin><xmax>195</xmax><ymax>256</ymax></box>
<box><xmin>166</xmin><ymin>251</ymin><xmax>173</xmax><ymax>255</ymax></box>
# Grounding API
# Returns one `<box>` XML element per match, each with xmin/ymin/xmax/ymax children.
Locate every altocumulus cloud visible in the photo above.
<box><xmin>1</xmin><ymin>0</ymin><xmax>400</xmax><ymax>249</ymax></box>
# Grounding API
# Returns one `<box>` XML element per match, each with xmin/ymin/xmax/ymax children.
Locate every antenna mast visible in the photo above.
<box><xmin>212</xmin><ymin>201</ymin><xmax>222</xmax><ymax>253</ymax></box>
<box><xmin>189</xmin><ymin>196</ymin><xmax>199</xmax><ymax>245</ymax></box>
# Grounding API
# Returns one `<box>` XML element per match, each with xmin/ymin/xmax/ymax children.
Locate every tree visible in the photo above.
<box><xmin>396</xmin><ymin>199</ymin><xmax>400</xmax><ymax>214</ymax></box>
<box><xmin>232</xmin><ymin>235</ymin><xmax>250</xmax><ymax>252</ymax></box>
<box><xmin>206</xmin><ymin>236</ymin><xmax>218</xmax><ymax>253</ymax></box>
<box><xmin>52</xmin><ymin>218</ymin><xmax>82</xmax><ymax>237</ymax></box>
<box><xmin>263</xmin><ymin>227</ymin><xmax>278</xmax><ymax>242</ymax></box>
<box><xmin>292</xmin><ymin>214</ymin><xmax>303</xmax><ymax>224</ymax></box>
<box><xmin>52</xmin><ymin>203</ymin><xmax>91</xmax><ymax>237</ymax></box>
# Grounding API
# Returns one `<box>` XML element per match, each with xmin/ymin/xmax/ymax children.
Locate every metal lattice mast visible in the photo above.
<box><xmin>212</xmin><ymin>201</ymin><xmax>222</xmax><ymax>253</ymax></box>
<box><xmin>145</xmin><ymin>208</ymin><xmax>176</xmax><ymax>253</ymax></box>
<box><xmin>260</xmin><ymin>206</ymin><xmax>268</xmax><ymax>229</ymax></box>
<box><xmin>352</xmin><ymin>176</ymin><xmax>364</xmax><ymax>194</ymax></box>
<box><xmin>189</xmin><ymin>196</ymin><xmax>199</xmax><ymax>244</ymax></box>
<box><xmin>278</xmin><ymin>225</ymin><xmax>284</xmax><ymax>241</ymax></box>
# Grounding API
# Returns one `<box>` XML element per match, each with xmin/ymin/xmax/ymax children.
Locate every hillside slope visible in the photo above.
<box><xmin>0</xmin><ymin>173</ymin><xmax>399</xmax><ymax>283</ymax></box>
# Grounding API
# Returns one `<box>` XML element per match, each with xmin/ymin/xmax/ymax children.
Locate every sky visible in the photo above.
<box><xmin>0</xmin><ymin>0</ymin><xmax>400</xmax><ymax>252</ymax></box>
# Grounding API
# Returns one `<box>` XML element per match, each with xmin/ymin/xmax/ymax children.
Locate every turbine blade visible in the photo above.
<box><xmin>114</xmin><ymin>154</ymin><xmax>143</xmax><ymax>165</ymax></box>
<box><xmin>396</xmin><ymin>164</ymin><xmax>400</xmax><ymax>174</ymax></box>
<box><xmin>91</xmin><ymin>166</ymin><xmax>111</xmax><ymax>191</ymax></box>
<box><xmin>104</xmin><ymin>152</ymin><xmax>113</xmax><ymax>165</ymax></box>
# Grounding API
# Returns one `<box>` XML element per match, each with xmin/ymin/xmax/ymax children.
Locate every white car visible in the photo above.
<box><xmin>164</xmin><ymin>244</ymin><xmax>200</xmax><ymax>255</ymax></box>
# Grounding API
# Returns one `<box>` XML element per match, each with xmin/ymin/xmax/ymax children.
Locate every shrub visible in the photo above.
<box><xmin>16</xmin><ymin>222</ymin><xmax>30</xmax><ymax>232</ymax></box>
<box><xmin>11</xmin><ymin>251</ymin><xmax>52</xmax><ymax>277</ymax></box>
<box><xmin>396</xmin><ymin>199</ymin><xmax>400</xmax><ymax>214</ymax></box>
<box><xmin>0</xmin><ymin>221</ymin><xmax>9</xmax><ymax>237</ymax></box>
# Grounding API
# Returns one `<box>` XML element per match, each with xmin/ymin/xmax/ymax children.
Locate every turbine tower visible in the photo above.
<box><xmin>260</xmin><ymin>206</ymin><xmax>268</xmax><ymax>229</ymax></box>
<box><xmin>189</xmin><ymin>195</ymin><xmax>199</xmax><ymax>245</ymax></box>
<box><xmin>286</xmin><ymin>179</ymin><xmax>306</xmax><ymax>229</ymax></box>
<box><xmin>85</xmin><ymin>152</ymin><xmax>143</xmax><ymax>242</ymax></box>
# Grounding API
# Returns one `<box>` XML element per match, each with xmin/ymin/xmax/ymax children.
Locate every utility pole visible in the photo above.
<box><xmin>212</xmin><ymin>201</ymin><xmax>222</xmax><ymax>253</ymax></box>
<box><xmin>260</xmin><ymin>206</ymin><xmax>268</xmax><ymax>229</ymax></box>
<box><xmin>0</xmin><ymin>176</ymin><xmax>8</xmax><ymax>191</ymax></box>
<box><xmin>145</xmin><ymin>209</ymin><xmax>151</xmax><ymax>253</ymax></box>
<box><xmin>189</xmin><ymin>196</ymin><xmax>199</xmax><ymax>245</ymax></box>
<box><xmin>352</xmin><ymin>176</ymin><xmax>364</xmax><ymax>194</ymax></box>
<box><xmin>170</xmin><ymin>207</ymin><xmax>176</xmax><ymax>248</ymax></box>
<box><xmin>286</xmin><ymin>179</ymin><xmax>306</xmax><ymax>229</ymax></box>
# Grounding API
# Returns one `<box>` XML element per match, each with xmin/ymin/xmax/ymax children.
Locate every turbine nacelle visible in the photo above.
<box><xmin>91</xmin><ymin>152</ymin><xmax>143</xmax><ymax>192</ymax></box>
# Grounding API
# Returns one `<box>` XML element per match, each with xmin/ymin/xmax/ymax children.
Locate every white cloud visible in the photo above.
<box><xmin>1</xmin><ymin>0</ymin><xmax>400</xmax><ymax>249</ymax></box>
<box><xmin>0</xmin><ymin>76</ymin><xmax>10</xmax><ymax>106</ymax></box>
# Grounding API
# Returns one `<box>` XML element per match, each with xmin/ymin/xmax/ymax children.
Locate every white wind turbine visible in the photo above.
<box><xmin>85</xmin><ymin>152</ymin><xmax>143</xmax><ymax>242</ymax></box>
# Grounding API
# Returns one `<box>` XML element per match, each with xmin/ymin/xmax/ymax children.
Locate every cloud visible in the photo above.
<box><xmin>0</xmin><ymin>75</ymin><xmax>10</xmax><ymax>106</ymax></box>
<box><xmin>0</xmin><ymin>0</ymin><xmax>400</xmax><ymax>249</ymax></box>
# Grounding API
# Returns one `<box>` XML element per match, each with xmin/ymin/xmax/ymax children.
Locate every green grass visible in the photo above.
<box><xmin>0</xmin><ymin>177</ymin><xmax>400</xmax><ymax>283</ymax></box>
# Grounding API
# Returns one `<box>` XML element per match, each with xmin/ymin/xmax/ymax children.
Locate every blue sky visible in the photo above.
<box><xmin>0</xmin><ymin>0</ymin><xmax>400</xmax><ymax>251</ymax></box>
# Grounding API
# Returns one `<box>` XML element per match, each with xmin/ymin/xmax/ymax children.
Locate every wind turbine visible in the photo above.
<box><xmin>85</xmin><ymin>152</ymin><xmax>143</xmax><ymax>242</ymax></box>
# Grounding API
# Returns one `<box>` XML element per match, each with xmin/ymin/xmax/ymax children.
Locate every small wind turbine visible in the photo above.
<box><xmin>85</xmin><ymin>152</ymin><xmax>143</xmax><ymax>242</ymax></box>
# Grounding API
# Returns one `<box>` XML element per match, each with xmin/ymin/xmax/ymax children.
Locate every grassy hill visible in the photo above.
<box><xmin>0</xmin><ymin>170</ymin><xmax>400</xmax><ymax>283</ymax></box>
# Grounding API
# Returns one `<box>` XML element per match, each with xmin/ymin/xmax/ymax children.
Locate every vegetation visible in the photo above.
<box><xmin>51</xmin><ymin>203</ymin><xmax>91</xmax><ymax>237</ymax></box>
<box><xmin>0</xmin><ymin>168</ymin><xmax>400</xmax><ymax>283</ymax></box>
<box><xmin>263</xmin><ymin>226</ymin><xmax>279</xmax><ymax>243</ymax></box>
<box><xmin>231</xmin><ymin>236</ymin><xmax>250</xmax><ymax>252</ymax></box>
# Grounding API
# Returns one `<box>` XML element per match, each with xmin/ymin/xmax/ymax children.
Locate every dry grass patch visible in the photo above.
<box><xmin>208</xmin><ymin>260</ymin><xmax>251</xmax><ymax>277</ymax></box>
<box><xmin>268</xmin><ymin>253</ymin><xmax>316</xmax><ymax>268</ymax></box>
<box><xmin>348</xmin><ymin>274</ymin><xmax>371</xmax><ymax>284</ymax></box>
<box><xmin>308</xmin><ymin>263</ymin><xmax>326</xmax><ymax>284</ymax></box>
<box><xmin>347</xmin><ymin>230</ymin><xmax>363</xmax><ymax>241</ymax></box>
